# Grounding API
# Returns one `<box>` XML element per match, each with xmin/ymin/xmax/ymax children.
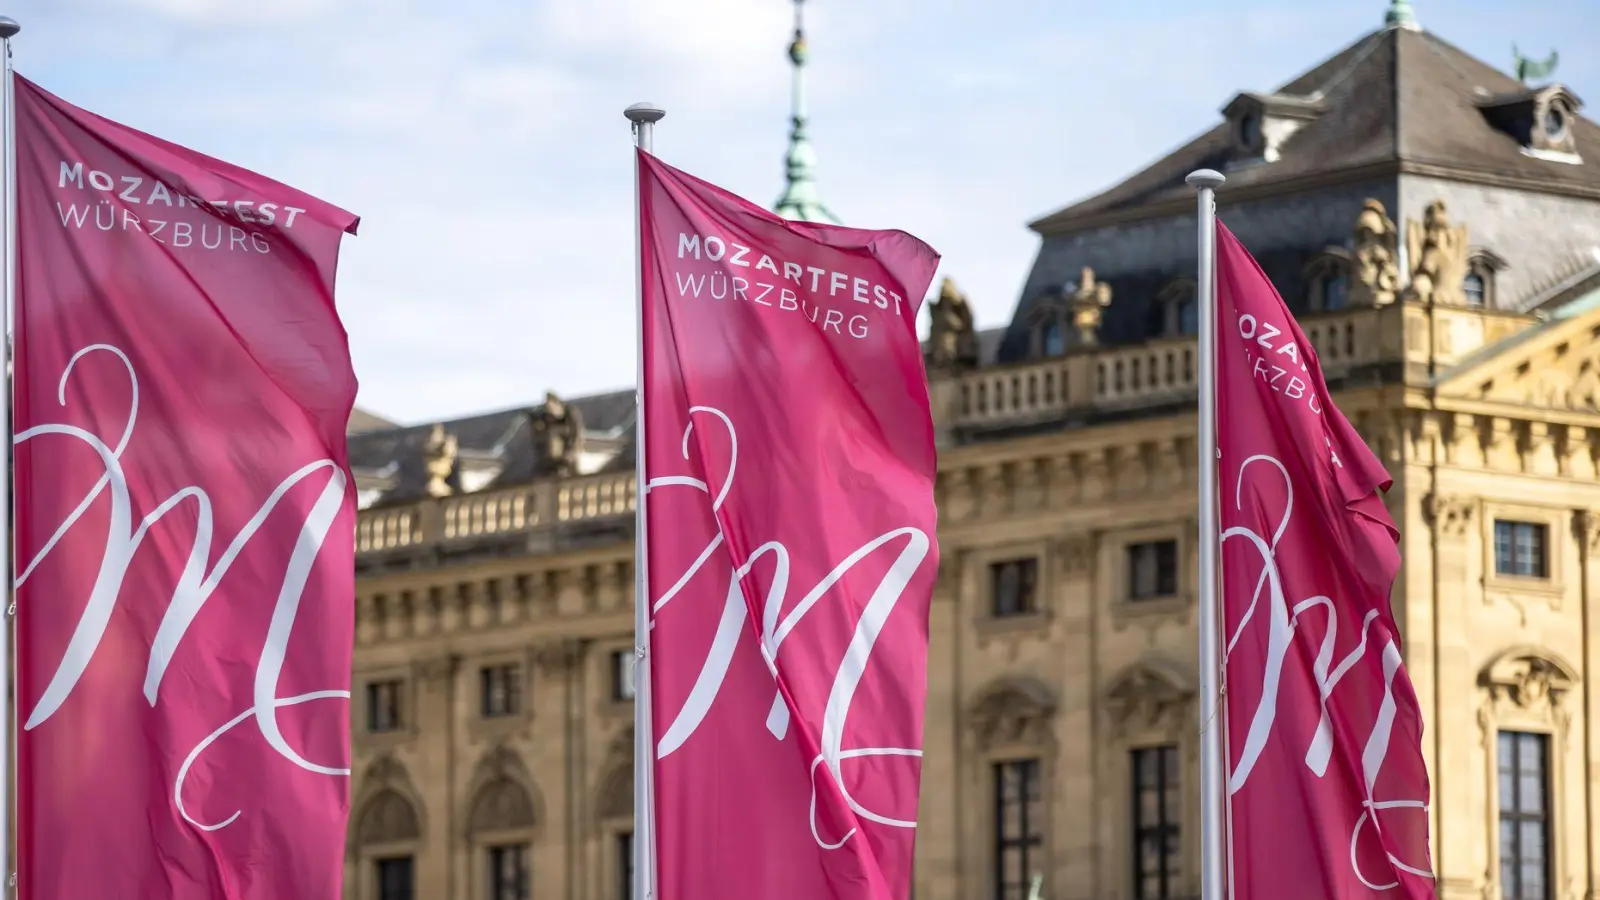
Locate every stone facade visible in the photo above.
<box><xmin>345</xmin><ymin>13</ymin><xmax>1600</xmax><ymax>900</ymax></box>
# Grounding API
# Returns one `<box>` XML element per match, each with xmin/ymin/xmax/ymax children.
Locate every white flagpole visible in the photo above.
<box><xmin>0</xmin><ymin>16</ymin><xmax>19</xmax><ymax>898</ymax></box>
<box><xmin>624</xmin><ymin>100</ymin><xmax>664</xmax><ymax>900</ymax></box>
<box><xmin>1186</xmin><ymin>167</ymin><xmax>1228</xmax><ymax>900</ymax></box>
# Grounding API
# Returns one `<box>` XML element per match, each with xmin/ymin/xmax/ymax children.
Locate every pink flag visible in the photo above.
<box><xmin>639</xmin><ymin>149</ymin><xmax>940</xmax><ymax>900</ymax></box>
<box><xmin>1215</xmin><ymin>221</ymin><xmax>1433</xmax><ymax>897</ymax></box>
<box><xmin>14</xmin><ymin>76</ymin><xmax>359</xmax><ymax>899</ymax></box>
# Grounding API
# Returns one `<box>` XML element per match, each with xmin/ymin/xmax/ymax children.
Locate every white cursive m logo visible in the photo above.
<box><xmin>17</xmin><ymin>343</ymin><xmax>351</xmax><ymax>831</ymax></box>
<box><xmin>647</xmin><ymin>406</ymin><xmax>931</xmax><ymax>850</ymax></box>
<box><xmin>1223</xmin><ymin>453</ymin><xmax>1431</xmax><ymax>890</ymax></box>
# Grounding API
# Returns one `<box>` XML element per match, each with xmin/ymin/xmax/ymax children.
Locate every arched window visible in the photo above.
<box><xmin>1303</xmin><ymin>250</ymin><xmax>1354</xmax><ymax>313</ymax></box>
<box><xmin>1154</xmin><ymin>279</ymin><xmax>1198</xmax><ymax>338</ymax></box>
<box><xmin>1462</xmin><ymin>249</ymin><xmax>1505</xmax><ymax>308</ymax></box>
<box><xmin>1041</xmin><ymin>319</ymin><xmax>1065</xmax><ymax>356</ymax></box>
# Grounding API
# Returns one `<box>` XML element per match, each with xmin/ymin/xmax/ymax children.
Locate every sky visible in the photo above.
<box><xmin>14</xmin><ymin>0</ymin><xmax>1600</xmax><ymax>425</ymax></box>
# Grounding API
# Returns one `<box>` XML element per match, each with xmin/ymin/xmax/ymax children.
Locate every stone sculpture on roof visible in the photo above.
<box><xmin>1350</xmin><ymin>199</ymin><xmax>1400</xmax><ymax>307</ymax></box>
<box><xmin>1403</xmin><ymin>200</ymin><xmax>1470</xmax><ymax>307</ymax></box>
<box><xmin>423</xmin><ymin>423</ymin><xmax>458</xmax><ymax>498</ymax></box>
<box><xmin>1067</xmin><ymin>267</ymin><xmax>1112</xmax><ymax>345</ymax></box>
<box><xmin>927</xmin><ymin>277</ymin><xmax>978</xmax><ymax>369</ymax></box>
<box><xmin>532</xmin><ymin>390</ymin><xmax>585</xmax><ymax>477</ymax></box>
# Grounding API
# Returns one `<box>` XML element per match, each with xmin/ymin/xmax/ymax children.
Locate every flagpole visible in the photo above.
<box><xmin>624</xmin><ymin>100</ymin><xmax>664</xmax><ymax>900</ymax></box>
<box><xmin>1187</xmin><ymin>167</ymin><xmax>1227</xmax><ymax>900</ymax></box>
<box><xmin>0</xmin><ymin>16</ymin><xmax>18</xmax><ymax>897</ymax></box>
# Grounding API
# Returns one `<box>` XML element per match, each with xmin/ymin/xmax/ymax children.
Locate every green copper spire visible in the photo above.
<box><xmin>1384</xmin><ymin>0</ymin><xmax>1419</xmax><ymax>30</ymax></box>
<box><xmin>774</xmin><ymin>0</ymin><xmax>840</xmax><ymax>224</ymax></box>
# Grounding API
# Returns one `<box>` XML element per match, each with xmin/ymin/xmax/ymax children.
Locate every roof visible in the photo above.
<box><xmin>347</xmin><ymin>406</ymin><xmax>396</xmax><ymax>434</ymax></box>
<box><xmin>347</xmin><ymin>388</ymin><xmax>636</xmax><ymax>505</ymax></box>
<box><xmin>1031</xmin><ymin>24</ymin><xmax>1600</xmax><ymax>234</ymax></box>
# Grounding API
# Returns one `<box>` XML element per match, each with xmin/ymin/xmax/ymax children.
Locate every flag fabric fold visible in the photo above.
<box><xmin>14</xmin><ymin>75</ymin><xmax>359</xmax><ymax>900</ymax></box>
<box><xmin>1215</xmin><ymin>220</ymin><xmax>1434</xmax><ymax>898</ymax></box>
<box><xmin>638</xmin><ymin>148</ymin><xmax>940</xmax><ymax>900</ymax></box>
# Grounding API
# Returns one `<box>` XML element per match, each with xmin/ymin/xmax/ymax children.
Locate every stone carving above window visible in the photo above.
<box><xmin>967</xmin><ymin>676</ymin><xmax>1058</xmax><ymax>749</ymax></box>
<box><xmin>1104</xmin><ymin>658</ymin><xmax>1195</xmax><ymax>737</ymax></box>
<box><xmin>351</xmin><ymin>754</ymin><xmax>426</xmax><ymax>848</ymax></box>
<box><xmin>465</xmin><ymin>744</ymin><xmax>543</xmax><ymax>836</ymax></box>
<box><xmin>1480</xmin><ymin>646</ymin><xmax>1578</xmax><ymax>715</ymax></box>
<box><xmin>356</xmin><ymin>790</ymin><xmax>423</xmax><ymax>846</ymax></box>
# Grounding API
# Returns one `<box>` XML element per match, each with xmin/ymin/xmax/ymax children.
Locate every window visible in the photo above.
<box><xmin>1498</xmin><ymin>731</ymin><xmax>1551</xmax><ymax>900</ymax></box>
<box><xmin>1177</xmin><ymin>297</ymin><xmax>1198</xmax><ymax>335</ymax></box>
<box><xmin>993</xmin><ymin>759</ymin><xmax>1043</xmax><ymax>900</ymax></box>
<box><xmin>480</xmin><ymin>664</ymin><xmax>523</xmax><ymax>718</ymax></box>
<box><xmin>1494</xmin><ymin>520</ymin><xmax>1548</xmax><ymax>578</ymax></box>
<box><xmin>618</xmin><ymin>831</ymin><xmax>635</xmax><ymax>900</ymax></box>
<box><xmin>488</xmin><ymin>843</ymin><xmax>531</xmax><ymax>900</ymax></box>
<box><xmin>1041</xmin><ymin>319</ymin><xmax>1065</xmax><ymax>357</ymax></box>
<box><xmin>1132</xmin><ymin>746</ymin><xmax>1181</xmax><ymax>899</ymax></box>
<box><xmin>375</xmin><ymin>856</ymin><xmax>414</xmax><ymax>900</ymax></box>
<box><xmin>613</xmin><ymin>650</ymin><xmax>637</xmax><ymax>702</ymax></box>
<box><xmin>1323</xmin><ymin>272</ymin><xmax>1349</xmax><ymax>310</ymax></box>
<box><xmin>989</xmin><ymin>558</ymin><xmax>1039</xmax><ymax>618</ymax></box>
<box><xmin>367</xmin><ymin>680</ymin><xmax>403</xmax><ymax>733</ymax></box>
<box><xmin>1128</xmin><ymin>541</ymin><xmax>1178</xmax><ymax>600</ymax></box>
<box><xmin>1463</xmin><ymin>273</ymin><xmax>1486</xmax><ymax>306</ymax></box>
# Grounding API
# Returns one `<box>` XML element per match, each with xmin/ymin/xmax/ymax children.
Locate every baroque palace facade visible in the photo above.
<box><xmin>344</xmin><ymin>6</ymin><xmax>1600</xmax><ymax>900</ymax></box>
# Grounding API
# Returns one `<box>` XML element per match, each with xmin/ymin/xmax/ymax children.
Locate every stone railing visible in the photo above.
<box><xmin>356</xmin><ymin>470</ymin><xmax>637</xmax><ymax>555</ymax></box>
<box><xmin>938</xmin><ymin>301</ymin><xmax>1513</xmax><ymax>431</ymax></box>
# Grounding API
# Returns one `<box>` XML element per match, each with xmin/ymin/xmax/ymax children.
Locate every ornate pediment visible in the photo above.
<box><xmin>1104</xmin><ymin>658</ymin><xmax>1194</xmax><ymax>734</ymax></box>
<box><xmin>355</xmin><ymin>789</ymin><xmax>423</xmax><ymax>846</ymax></box>
<box><xmin>1435</xmin><ymin>304</ymin><xmax>1600</xmax><ymax>413</ymax></box>
<box><xmin>1480</xmin><ymin>646</ymin><xmax>1578</xmax><ymax>713</ymax></box>
<box><xmin>967</xmin><ymin>676</ymin><xmax>1058</xmax><ymax>749</ymax></box>
<box><xmin>465</xmin><ymin>745</ymin><xmax>543</xmax><ymax>835</ymax></box>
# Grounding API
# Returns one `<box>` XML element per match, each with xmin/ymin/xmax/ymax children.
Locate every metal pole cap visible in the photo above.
<box><xmin>1186</xmin><ymin>169</ymin><xmax>1226</xmax><ymax>190</ymax></box>
<box><xmin>0</xmin><ymin>16</ymin><xmax>20</xmax><ymax>39</ymax></box>
<box><xmin>624</xmin><ymin>102</ymin><xmax>665</xmax><ymax>125</ymax></box>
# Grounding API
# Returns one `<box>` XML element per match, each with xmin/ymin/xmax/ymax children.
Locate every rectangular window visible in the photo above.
<box><xmin>618</xmin><ymin>831</ymin><xmax>635</xmax><ymax>900</ymax></box>
<box><xmin>487</xmin><ymin>843</ymin><xmax>530</xmax><ymax>900</ymax></box>
<box><xmin>613</xmin><ymin>649</ymin><xmax>637</xmax><ymax>701</ymax></box>
<box><xmin>1128</xmin><ymin>540</ymin><xmax>1179</xmax><ymax>600</ymax></box>
<box><xmin>366</xmin><ymin>680</ymin><xmax>403</xmax><ymax>733</ymax></box>
<box><xmin>1131</xmin><ymin>745</ymin><xmax>1181</xmax><ymax>899</ymax></box>
<box><xmin>993</xmin><ymin>759</ymin><xmax>1044</xmax><ymax>900</ymax></box>
<box><xmin>480</xmin><ymin>664</ymin><xmax>523</xmax><ymax>718</ymax></box>
<box><xmin>989</xmin><ymin>558</ymin><xmax>1040</xmax><ymax>618</ymax></box>
<box><xmin>1495</xmin><ymin>520</ymin><xmax>1548</xmax><ymax>579</ymax></box>
<box><xmin>375</xmin><ymin>856</ymin><xmax>414</xmax><ymax>900</ymax></box>
<box><xmin>1498</xmin><ymin>731</ymin><xmax>1551</xmax><ymax>900</ymax></box>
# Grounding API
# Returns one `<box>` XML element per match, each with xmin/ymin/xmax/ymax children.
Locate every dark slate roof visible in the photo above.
<box><xmin>994</xmin><ymin>249</ymin><xmax>1318</xmax><ymax>364</ymax></box>
<box><xmin>348</xmin><ymin>388</ymin><xmax>636</xmax><ymax>505</ymax></box>
<box><xmin>347</xmin><ymin>406</ymin><xmax>396</xmax><ymax>434</ymax></box>
<box><xmin>1032</xmin><ymin>25</ymin><xmax>1600</xmax><ymax>232</ymax></box>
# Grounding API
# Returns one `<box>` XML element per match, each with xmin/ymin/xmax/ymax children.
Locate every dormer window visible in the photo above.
<box><xmin>1148</xmin><ymin>279</ymin><xmax>1198</xmax><ymax>338</ymax></box>
<box><xmin>1027</xmin><ymin>298</ymin><xmax>1070</xmax><ymax>358</ymax></box>
<box><xmin>1303</xmin><ymin>250</ymin><xmax>1354</xmax><ymax>312</ymax></box>
<box><xmin>1221</xmin><ymin>91</ymin><xmax>1326</xmax><ymax>164</ymax></box>
<box><xmin>1462</xmin><ymin>249</ymin><xmax>1506</xmax><ymax>308</ymax></box>
<box><xmin>1478</xmin><ymin>84</ymin><xmax>1584</xmax><ymax>162</ymax></box>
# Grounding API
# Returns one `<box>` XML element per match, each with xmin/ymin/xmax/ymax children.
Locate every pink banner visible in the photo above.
<box><xmin>1215</xmin><ymin>221</ymin><xmax>1434</xmax><ymax>897</ymax></box>
<box><xmin>14</xmin><ymin>76</ymin><xmax>360</xmax><ymax>899</ymax></box>
<box><xmin>639</xmin><ymin>149</ymin><xmax>941</xmax><ymax>900</ymax></box>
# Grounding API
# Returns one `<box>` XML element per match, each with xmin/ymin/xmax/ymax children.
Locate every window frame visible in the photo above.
<box><xmin>992</xmin><ymin>758</ymin><xmax>1045</xmax><ymax>900</ymax></box>
<box><xmin>1497</xmin><ymin>730</ymin><xmax>1552</xmax><ymax>900</ymax></box>
<box><xmin>1130</xmin><ymin>745</ymin><xmax>1182</xmax><ymax>900</ymax></box>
